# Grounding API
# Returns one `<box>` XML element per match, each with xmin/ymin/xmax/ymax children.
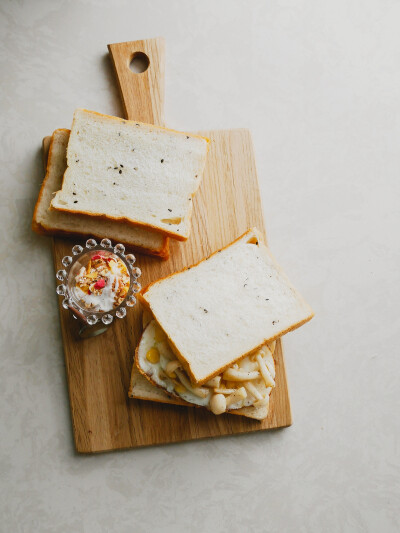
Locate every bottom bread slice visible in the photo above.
<box><xmin>129</xmin><ymin>366</ymin><xmax>271</xmax><ymax>420</ymax></box>
<box><xmin>32</xmin><ymin>129</ymin><xmax>169</xmax><ymax>259</ymax></box>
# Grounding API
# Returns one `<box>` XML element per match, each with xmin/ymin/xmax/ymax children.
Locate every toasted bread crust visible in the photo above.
<box><xmin>78</xmin><ymin>108</ymin><xmax>210</xmax><ymax>145</ymax></box>
<box><xmin>33</xmin><ymin>220</ymin><xmax>170</xmax><ymax>259</ymax></box>
<box><xmin>129</xmin><ymin>389</ymin><xmax>186</xmax><ymax>407</ymax></box>
<box><xmin>49</xmin><ymin>204</ymin><xmax>190</xmax><ymax>242</ymax></box>
<box><xmin>141</xmin><ymin>228</ymin><xmax>258</xmax><ymax>298</ymax></box>
<box><xmin>32</xmin><ymin>129</ymin><xmax>69</xmax><ymax>232</ymax></box>
<box><xmin>140</xmin><ymin>228</ymin><xmax>314</xmax><ymax>385</ymax></box>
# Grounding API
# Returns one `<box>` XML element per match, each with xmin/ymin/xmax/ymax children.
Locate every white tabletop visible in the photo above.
<box><xmin>1</xmin><ymin>1</ymin><xmax>399</xmax><ymax>531</ymax></box>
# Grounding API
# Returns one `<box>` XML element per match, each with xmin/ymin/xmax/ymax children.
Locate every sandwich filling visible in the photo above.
<box><xmin>137</xmin><ymin>317</ymin><xmax>276</xmax><ymax>415</ymax></box>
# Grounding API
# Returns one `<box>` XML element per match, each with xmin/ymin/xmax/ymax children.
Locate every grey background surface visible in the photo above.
<box><xmin>0</xmin><ymin>0</ymin><xmax>399</xmax><ymax>531</ymax></box>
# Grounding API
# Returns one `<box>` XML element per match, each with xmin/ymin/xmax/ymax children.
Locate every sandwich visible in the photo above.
<box><xmin>50</xmin><ymin>109</ymin><xmax>210</xmax><ymax>241</ymax></box>
<box><xmin>130</xmin><ymin>228</ymin><xmax>314</xmax><ymax>420</ymax></box>
<box><xmin>32</xmin><ymin>129</ymin><xmax>169</xmax><ymax>258</ymax></box>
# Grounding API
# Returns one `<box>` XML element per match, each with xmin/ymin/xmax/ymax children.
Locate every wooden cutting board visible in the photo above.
<box><xmin>49</xmin><ymin>38</ymin><xmax>292</xmax><ymax>453</ymax></box>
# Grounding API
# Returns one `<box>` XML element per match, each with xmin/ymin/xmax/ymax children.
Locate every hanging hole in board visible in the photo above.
<box><xmin>129</xmin><ymin>52</ymin><xmax>150</xmax><ymax>74</ymax></box>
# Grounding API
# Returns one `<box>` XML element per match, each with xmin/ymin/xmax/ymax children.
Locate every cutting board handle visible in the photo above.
<box><xmin>108</xmin><ymin>37</ymin><xmax>165</xmax><ymax>126</ymax></box>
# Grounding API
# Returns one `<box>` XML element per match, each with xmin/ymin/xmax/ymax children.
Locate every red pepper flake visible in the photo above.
<box><xmin>94</xmin><ymin>279</ymin><xmax>106</xmax><ymax>289</ymax></box>
<box><xmin>91</xmin><ymin>255</ymin><xmax>101</xmax><ymax>260</ymax></box>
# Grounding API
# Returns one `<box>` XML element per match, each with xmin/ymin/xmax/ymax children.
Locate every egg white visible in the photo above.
<box><xmin>137</xmin><ymin>319</ymin><xmax>276</xmax><ymax>412</ymax></box>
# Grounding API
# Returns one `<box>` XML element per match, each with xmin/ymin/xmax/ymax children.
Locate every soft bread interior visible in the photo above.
<box><xmin>141</xmin><ymin>227</ymin><xmax>314</xmax><ymax>384</ymax></box>
<box><xmin>50</xmin><ymin>109</ymin><xmax>209</xmax><ymax>240</ymax></box>
<box><xmin>32</xmin><ymin>129</ymin><xmax>169</xmax><ymax>258</ymax></box>
<box><xmin>134</xmin><ymin>317</ymin><xmax>276</xmax><ymax>420</ymax></box>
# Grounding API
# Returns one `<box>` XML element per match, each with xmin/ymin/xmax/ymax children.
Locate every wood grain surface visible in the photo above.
<box><xmin>49</xmin><ymin>38</ymin><xmax>291</xmax><ymax>453</ymax></box>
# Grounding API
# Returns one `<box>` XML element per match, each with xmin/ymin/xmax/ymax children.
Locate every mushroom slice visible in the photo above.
<box><xmin>256</xmin><ymin>354</ymin><xmax>275</xmax><ymax>387</ymax></box>
<box><xmin>226</xmin><ymin>387</ymin><xmax>247</xmax><ymax>407</ymax></box>
<box><xmin>243</xmin><ymin>381</ymin><xmax>263</xmax><ymax>401</ymax></box>
<box><xmin>165</xmin><ymin>360</ymin><xmax>181</xmax><ymax>377</ymax></box>
<box><xmin>205</xmin><ymin>376</ymin><xmax>221</xmax><ymax>388</ymax></box>
<box><xmin>175</xmin><ymin>369</ymin><xmax>209</xmax><ymax>398</ymax></box>
<box><xmin>213</xmin><ymin>388</ymin><xmax>237</xmax><ymax>395</ymax></box>
<box><xmin>222</xmin><ymin>368</ymin><xmax>260</xmax><ymax>381</ymax></box>
<box><xmin>254</xmin><ymin>395</ymin><xmax>270</xmax><ymax>407</ymax></box>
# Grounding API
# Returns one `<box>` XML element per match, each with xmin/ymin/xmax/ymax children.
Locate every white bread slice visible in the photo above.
<box><xmin>50</xmin><ymin>109</ymin><xmax>209</xmax><ymax>241</ymax></box>
<box><xmin>129</xmin><ymin>365</ymin><xmax>270</xmax><ymax>420</ymax></box>
<box><xmin>140</xmin><ymin>228</ymin><xmax>314</xmax><ymax>385</ymax></box>
<box><xmin>32</xmin><ymin>129</ymin><xmax>169</xmax><ymax>258</ymax></box>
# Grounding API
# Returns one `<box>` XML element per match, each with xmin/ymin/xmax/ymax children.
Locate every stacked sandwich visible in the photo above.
<box><xmin>130</xmin><ymin>228</ymin><xmax>313</xmax><ymax>420</ymax></box>
<box><xmin>32</xmin><ymin>109</ymin><xmax>210</xmax><ymax>258</ymax></box>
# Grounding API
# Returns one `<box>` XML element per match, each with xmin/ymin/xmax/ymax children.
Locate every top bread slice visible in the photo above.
<box><xmin>50</xmin><ymin>109</ymin><xmax>209</xmax><ymax>241</ymax></box>
<box><xmin>32</xmin><ymin>129</ymin><xmax>169</xmax><ymax>258</ymax></box>
<box><xmin>140</xmin><ymin>228</ymin><xmax>314</xmax><ymax>385</ymax></box>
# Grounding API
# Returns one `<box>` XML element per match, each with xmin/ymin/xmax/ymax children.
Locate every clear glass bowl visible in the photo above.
<box><xmin>55</xmin><ymin>238</ymin><xmax>141</xmax><ymax>337</ymax></box>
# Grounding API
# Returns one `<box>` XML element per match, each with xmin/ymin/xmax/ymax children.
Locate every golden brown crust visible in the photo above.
<box><xmin>140</xmin><ymin>298</ymin><xmax>311</xmax><ymax>385</ymax></box>
<box><xmin>33</xmin><ymin>220</ymin><xmax>170</xmax><ymax>259</ymax></box>
<box><xmin>190</xmin><ymin>314</ymin><xmax>313</xmax><ymax>385</ymax></box>
<box><xmin>141</xmin><ymin>227</ymin><xmax>314</xmax><ymax>384</ymax></box>
<box><xmin>49</xmin><ymin>204</ymin><xmax>189</xmax><ymax>242</ymax></box>
<box><xmin>141</xmin><ymin>228</ymin><xmax>256</xmax><ymax>298</ymax></box>
<box><xmin>32</xmin><ymin>129</ymin><xmax>69</xmax><ymax>232</ymax></box>
<box><xmin>79</xmin><ymin>108</ymin><xmax>211</xmax><ymax>145</ymax></box>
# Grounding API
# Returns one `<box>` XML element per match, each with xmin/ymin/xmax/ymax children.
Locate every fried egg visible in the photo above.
<box><xmin>136</xmin><ymin>319</ymin><xmax>276</xmax><ymax>415</ymax></box>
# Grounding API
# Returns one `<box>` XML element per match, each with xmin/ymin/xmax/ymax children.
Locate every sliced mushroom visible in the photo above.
<box><xmin>175</xmin><ymin>369</ymin><xmax>209</xmax><ymax>398</ymax></box>
<box><xmin>165</xmin><ymin>360</ymin><xmax>181</xmax><ymax>377</ymax></box>
<box><xmin>223</xmin><ymin>368</ymin><xmax>260</xmax><ymax>381</ymax></box>
<box><xmin>254</xmin><ymin>395</ymin><xmax>270</xmax><ymax>407</ymax></box>
<box><xmin>205</xmin><ymin>376</ymin><xmax>221</xmax><ymax>388</ymax></box>
<box><xmin>226</xmin><ymin>387</ymin><xmax>247</xmax><ymax>407</ymax></box>
<box><xmin>256</xmin><ymin>354</ymin><xmax>275</xmax><ymax>387</ymax></box>
<box><xmin>243</xmin><ymin>381</ymin><xmax>263</xmax><ymax>401</ymax></box>
<box><xmin>213</xmin><ymin>388</ymin><xmax>237</xmax><ymax>395</ymax></box>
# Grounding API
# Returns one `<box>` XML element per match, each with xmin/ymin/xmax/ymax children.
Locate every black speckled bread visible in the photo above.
<box><xmin>50</xmin><ymin>109</ymin><xmax>209</xmax><ymax>241</ymax></box>
<box><xmin>32</xmin><ymin>128</ymin><xmax>169</xmax><ymax>258</ymax></box>
<box><xmin>140</xmin><ymin>228</ymin><xmax>314</xmax><ymax>385</ymax></box>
